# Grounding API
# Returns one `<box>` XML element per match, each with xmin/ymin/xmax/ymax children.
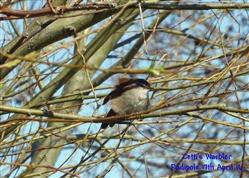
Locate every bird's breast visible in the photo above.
<box><xmin>110</xmin><ymin>87</ymin><xmax>149</xmax><ymax>115</ymax></box>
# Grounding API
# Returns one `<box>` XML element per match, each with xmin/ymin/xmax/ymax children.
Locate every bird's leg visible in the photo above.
<box><xmin>130</xmin><ymin>112</ymin><xmax>143</xmax><ymax>121</ymax></box>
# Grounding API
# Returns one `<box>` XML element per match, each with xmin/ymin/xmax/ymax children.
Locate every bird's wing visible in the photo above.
<box><xmin>103</xmin><ymin>89</ymin><xmax>122</xmax><ymax>105</ymax></box>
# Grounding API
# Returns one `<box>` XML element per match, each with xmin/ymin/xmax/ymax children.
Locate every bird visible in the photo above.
<box><xmin>101</xmin><ymin>78</ymin><xmax>153</xmax><ymax>129</ymax></box>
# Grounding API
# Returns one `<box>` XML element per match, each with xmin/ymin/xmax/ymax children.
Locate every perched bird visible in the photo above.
<box><xmin>101</xmin><ymin>78</ymin><xmax>153</xmax><ymax>129</ymax></box>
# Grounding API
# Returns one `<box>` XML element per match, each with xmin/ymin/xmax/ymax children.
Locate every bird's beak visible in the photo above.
<box><xmin>146</xmin><ymin>86</ymin><xmax>154</xmax><ymax>90</ymax></box>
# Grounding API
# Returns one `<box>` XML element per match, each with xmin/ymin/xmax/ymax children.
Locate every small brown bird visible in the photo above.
<box><xmin>101</xmin><ymin>78</ymin><xmax>153</xmax><ymax>129</ymax></box>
